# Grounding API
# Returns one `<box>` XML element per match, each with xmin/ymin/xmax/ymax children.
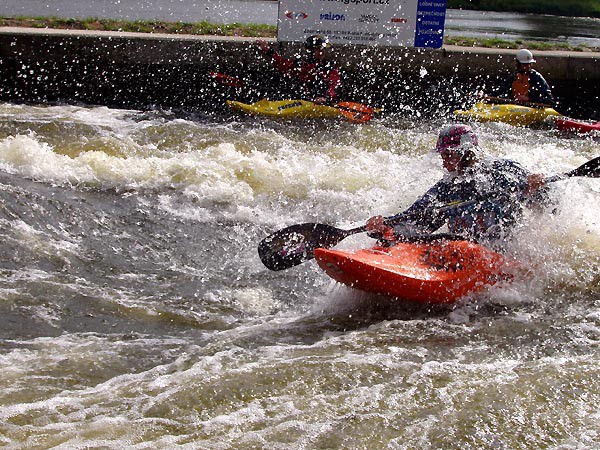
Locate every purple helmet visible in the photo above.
<box><xmin>435</xmin><ymin>124</ymin><xmax>479</xmax><ymax>155</ymax></box>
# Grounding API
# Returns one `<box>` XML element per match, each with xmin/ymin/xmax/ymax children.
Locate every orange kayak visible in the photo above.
<box><xmin>314</xmin><ymin>240</ymin><xmax>515</xmax><ymax>304</ymax></box>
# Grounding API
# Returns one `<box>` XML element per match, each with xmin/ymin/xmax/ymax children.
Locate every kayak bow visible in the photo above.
<box><xmin>314</xmin><ymin>240</ymin><xmax>516</xmax><ymax>304</ymax></box>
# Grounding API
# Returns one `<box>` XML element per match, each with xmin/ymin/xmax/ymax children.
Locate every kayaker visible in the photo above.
<box><xmin>257</xmin><ymin>35</ymin><xmax>341</xmax><ymax>104</ymax></box>
<box><xmin>493</xmin><ymin>49</ymin><xmax>555</xmax><ymax>106</ymax></box>
<box><xmin>366</xmin><ymin>124</ymin><xmax>549</xmax><ymax>245</ymax></box>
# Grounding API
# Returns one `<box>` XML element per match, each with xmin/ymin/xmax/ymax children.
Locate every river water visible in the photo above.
<box><xmin>2</xmin><ymin>1</ymin><xmax>600</xmax><ymax>48</ymax></box>
<box><xmin>1</xmin><ymin>102</ymin><xmax>600</xmax><ymax>447</ymax></box>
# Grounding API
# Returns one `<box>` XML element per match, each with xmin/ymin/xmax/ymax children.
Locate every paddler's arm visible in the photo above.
<box><xmin>432</xmin><ymin>172</ymin><xmax>549</xmax><ymax>215</ymax></box>
<box><xmin>325</xmin><ymin>67</ymin><xmax>340</xmax><ymax>102</ymax></box>
<box><xmin>366</xmin><ymin>212</ymin><xmax>445</xmax><ymax>243</ymax></box>
<box><xmin>525</xmin><ymin>173</ymin><xmax>546</xmax><ymax>194</ymax></box>
<box><xmin>257</xmin><ymin>39</ymin><xmax>273</xmax><ymax>56</ymax></box>
<box><xmin>366</xmin><ymin>188</ymin><xmax>449</xmax><ymax>241</ymax></box>
<box><xmin>256</xmin><ymin>40</ymin><xmax>296</xmax><ymax>76</ymax></box>
<box><xmin>529</xmin><ymin>71</ymin><xmax>555</xmax><ymax>106</ymax></box>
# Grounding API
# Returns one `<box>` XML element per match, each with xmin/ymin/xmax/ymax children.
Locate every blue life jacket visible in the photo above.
<box><xmin>385</xmin><ymin>159</ymin><xmax>547</xmax><ymax>241</ymax></box>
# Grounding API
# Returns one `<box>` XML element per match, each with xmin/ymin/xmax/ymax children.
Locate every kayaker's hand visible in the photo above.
<box><xmin>366</xmin><ymin>216</ymin><xmax>395</xmax><ymax>241</ymax></box>
<box><xmin>525</xmin><ymin>173</ymin><xmax>546</xmax><ymax>195</ymax></box>
<box><xmin>366</xmin><ymin>215</ymin><xmax>384</xmax><ymax>233</ymax></box>
<box><xmin>257</xmin><ymin>40</ymin><xmax>271</xmax><ymax>54</ymax></box>
<box><xmin>515</xmin><ymin>93</ymin><xmax>529</xmax><ymax>102</ymax></box>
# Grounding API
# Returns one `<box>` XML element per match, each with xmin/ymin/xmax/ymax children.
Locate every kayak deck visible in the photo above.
<box><xmin>226</xmin><ymin>99</ymin><xmax>342</xmax><ymax>119</ymax></box>
<box><xmin>314</xmin><ymin>240</ymin><xmax>514</xmax><ymax>304</ymax></box>
<box><xmin>454</xmin><ymin>102</ymin><xmax>561</xmax><ymax>126</ymax></box>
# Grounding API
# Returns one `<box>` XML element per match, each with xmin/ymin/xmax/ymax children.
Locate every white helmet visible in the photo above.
<box><xmin>516</xmin><ymin>49</ymin><xmax>535</xmax><ymax>64</ymax></box>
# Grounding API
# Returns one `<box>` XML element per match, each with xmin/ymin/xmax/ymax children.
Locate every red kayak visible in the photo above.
<box><xmin>555</xmin><ymin>117</ymin><xmax>600</xmax><ymax>134</ymax></box>
<box><xmin>314</xmin><ymin>240</ymin><xmax>516</xmax><ymax>304</ymax></box>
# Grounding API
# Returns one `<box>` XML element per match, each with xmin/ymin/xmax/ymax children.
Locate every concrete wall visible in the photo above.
<box><xmin>1</xmin><ymin>27</ymin><xmax>599</xmax><ymax>118</ymax></box>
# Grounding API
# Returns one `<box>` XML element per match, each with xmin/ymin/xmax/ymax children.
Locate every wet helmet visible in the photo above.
<box><xmin>435</xmin><ymin>124</ymin><xmax>479</xmax><ymax>155</ymax></box>
<box><xmin>516</xmin><ymin>48</ymin><xmax>535</xmax><ymax>64</ymax></box>
<box><xmin>305</xmin><ymin>35</ymin><xmax>330</xmax><ymax>50</ymax></box>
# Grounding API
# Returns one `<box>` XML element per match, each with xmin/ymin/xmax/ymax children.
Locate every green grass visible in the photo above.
<box><xmin>1</xmin><ymin>16</ymin><xmax>598</xmax><ymax>52</ymax></box>
<box><xmin>0</xmin><ymin>16</ymin><xmax>277</xmax><ymax>37</ymax></box>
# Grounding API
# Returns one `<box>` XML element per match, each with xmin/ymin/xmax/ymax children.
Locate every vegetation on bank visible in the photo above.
<box><xmin>0</xmin><ymin>17</ymin><xmax>276</xmax><ymax>38</ymax></box>
<box><xmin>447</xmin><ymin>0</ymin><xmax>600</xmax><ymax>19</ymax></box>
<box><xmin>0</xmin><ymin>16</ymin><xmax>598</xmax><ymax>52</ymax></box>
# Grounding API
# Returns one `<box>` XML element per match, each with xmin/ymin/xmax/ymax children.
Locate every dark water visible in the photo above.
<box><xmin>446</xmin><ymin>9</ymin><xmax>600</xmax><ymax>48</ymax></box>
<box><xmin>2</xmin><ymin>1</ymin><xmax>600</xmax><ymax>47</ymax></box>
<box><xmin>1</xmin><ymin>102</ymin><xmax>600</xmax><ymax>447</ymax></box>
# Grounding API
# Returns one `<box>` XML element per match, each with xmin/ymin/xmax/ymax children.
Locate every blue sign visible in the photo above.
<box><xmin>414</xmin><ymin>0</ymin><xmax>447</xmax><ymax>48</ymax></box>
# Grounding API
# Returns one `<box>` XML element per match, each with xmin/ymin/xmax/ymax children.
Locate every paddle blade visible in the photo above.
<box><xmin>258</xmin><ymin>223</ymin><xmax>354</xmax><ymax>271</ymax></box>
<box><xmin>335</xmin><ymin>102</ymin><xmax>375</xmax><ymax>124</ymax></box>
<box><xmin>567</xmin><ymin>156</ymin><xmax>600</xmax><ymax>178</ymax></box>
<box><xmin>209</xmin><ymin>72</ymin><xmax>244</xmax><ymax>88</ymax></box>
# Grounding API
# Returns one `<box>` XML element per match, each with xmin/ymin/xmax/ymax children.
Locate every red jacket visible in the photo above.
<box><xmin>270</xmin><ymin>52</ymin><xmax>340</xmax><ymax>102</ymax></box>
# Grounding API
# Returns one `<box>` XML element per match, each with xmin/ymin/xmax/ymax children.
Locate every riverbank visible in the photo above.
<box><xmin>0</xmin><ymin>27</ymin><xmax>599</xmax><ymax>118</ymax></box>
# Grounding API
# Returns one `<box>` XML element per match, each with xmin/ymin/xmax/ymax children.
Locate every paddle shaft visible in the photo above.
<box><xmin>338</xmin><ymin>225</ymin><xmax>368</xmax><ymax>240</ymax></box>
<box><xmin>484</xmin><ymin>95</ymin><xmax>554</xmax><ymax>109</ymax></box>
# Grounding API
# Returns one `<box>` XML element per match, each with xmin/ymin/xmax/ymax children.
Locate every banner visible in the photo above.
<box><xmin>277</xmin><ymin>0</ymin><xmax>446</xmax><ymax>48</ymax></box>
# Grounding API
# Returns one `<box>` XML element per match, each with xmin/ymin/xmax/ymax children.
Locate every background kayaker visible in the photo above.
<box><xmin>257</xmin><ymin>35</ymin><xmax>341</xmax><ymax>104</ymax></box>
<box><xmin>366</xmin><ymin>124</ymin><xmax>549</xmax><ymax>246</ymax></box>
<box><xmin>493</xmin><ymin>49</ymin><xmax>555</xmax><ymax>106</ymax></box>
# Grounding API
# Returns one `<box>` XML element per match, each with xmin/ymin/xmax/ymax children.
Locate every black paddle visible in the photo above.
<box><xmin>258</xmin><ymin>156</ymin><xmax>600</xmax><ymax>271</ymax></box>
<box><xmin>258</xmin><ymin>223</ymin><xmax>366</xmax><ymax>271</ymax></box>
<box><xmin>546</xmin><ymin>156</ymin><xmax>600</xmax><ymax>181</ymax></box>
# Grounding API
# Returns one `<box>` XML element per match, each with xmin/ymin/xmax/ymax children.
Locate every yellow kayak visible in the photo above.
<box><xmin>227</xmin><ymin>99</ymin><xmax>342</xmax><ymax>120</ymax></box>
<box><xmin>454</xmin><ymin>102</ymin><xmax>561</xmax><ymax>126</ymax></box>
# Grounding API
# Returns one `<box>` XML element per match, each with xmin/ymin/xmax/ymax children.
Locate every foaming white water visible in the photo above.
<box><xmin>4</xmin><ymin>218</ymin><xmax>82</xmax><ymax>257</ymax></box>
<box><xmin>3</xmin><ymin>316</ymin><xmax>599</xmax><ymax>449</ymax></box>
<box><xmin>0</xmin><ymin>121</ymin><xmax>443</xmax><ymax>228</ymax></box>
<box><xmin>0</xmin><ymin>103</ymin><xmax>139</xmax><ymax>128</ymax></box>
<box><xmin>3</xmin><ymin>105</ymin><xmax>594</xmax><ymax>234</ymax></box>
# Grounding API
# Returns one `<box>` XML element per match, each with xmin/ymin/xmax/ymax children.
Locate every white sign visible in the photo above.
<box><xmin>277</xmin><ymin>0</ymin><xmax>447</xmax><ymax>48</ymax></box>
